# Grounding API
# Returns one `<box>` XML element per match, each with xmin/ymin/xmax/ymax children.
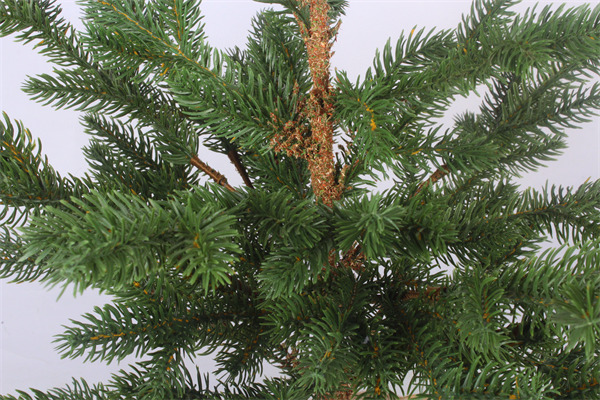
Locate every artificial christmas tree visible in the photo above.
<box><xmin>2</xmin><ymin>0</ymin><xmax>600</xmax><ymax>398</ymax></box>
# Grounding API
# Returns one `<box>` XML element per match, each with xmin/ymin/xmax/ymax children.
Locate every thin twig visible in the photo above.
<box><xmin>402</xmin><ymin>286</ymin><xmax>444</xmax><ymax>302</ymax></box>
<box><xmin>414</xmin><ymin>164</ymin><xmax>450</xmax><ymax>196</ymax></box>
<box><xmin>190</xmin><ymin>155</ymin><xmax>235</xmax><ymax>192</ymax></box>
<box><xmin>227</xmin><ymin>149</ymin><xmax>254</xmax><ymax>188</ymax></box>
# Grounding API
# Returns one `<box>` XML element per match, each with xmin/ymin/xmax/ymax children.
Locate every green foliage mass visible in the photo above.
<box><xmin>2</xmin><ymin>0</ymin><xmax>600</xmax><ymax>398</ymax></box>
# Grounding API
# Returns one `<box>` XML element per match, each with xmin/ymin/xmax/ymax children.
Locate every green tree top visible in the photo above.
<box><xmin>2</xmin><ymin>0</ymin><xmax>600</xmax><ymax>398</ymax></box>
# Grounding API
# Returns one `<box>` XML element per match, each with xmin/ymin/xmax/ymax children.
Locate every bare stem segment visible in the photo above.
<box><xmin>190</xmin><ymin>155</ymin><xmax>235</xmax><ymax>192</ymax></box>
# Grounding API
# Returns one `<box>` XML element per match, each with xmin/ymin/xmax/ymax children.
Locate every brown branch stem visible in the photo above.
<box><xmin>227</xmin><ymin>149</ymin><xmax>254</xmax><ymax>188</ymax></box>
<box><xmin>190</xmin><ymin>155</ymin><xmax>235</xmax><ymax>192</ymax></box>
<box><xmin>402</xmin><ymin>286</ymin><xmax>445</xmax><ymax>302</ymax></box>
<box><xmin>414</xmin><ymin>164</ymin><xmax>450</xmax><ymax>196</ymax></box>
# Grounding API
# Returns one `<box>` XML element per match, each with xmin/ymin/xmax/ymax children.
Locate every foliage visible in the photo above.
<box><xmin>2</xmin><ymin>0</ymin><xmax>600</xmax><ymax>398</ymax></box>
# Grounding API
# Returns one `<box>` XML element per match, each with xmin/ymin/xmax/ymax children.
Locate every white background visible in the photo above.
<box><xmin>1</xmin><ymin>0</ymin><xmax>599</xmax><ymax>395</ymax></box>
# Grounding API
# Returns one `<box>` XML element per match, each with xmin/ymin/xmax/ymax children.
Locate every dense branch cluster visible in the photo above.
<box><xmin>2</xmin><ymin>0</ymin><xmax>600</xmax><ymax>399</ymax></box>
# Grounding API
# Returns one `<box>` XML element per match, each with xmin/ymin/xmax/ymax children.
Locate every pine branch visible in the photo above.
<box><xmin>0</xmin><ymin>379</ymin><xmax>108</xmax><ymax>400</ymax></box>
<box><xmin>0</xmin><ymin>0</ymin><xmax>93</xmax><ymax>68</ymax></box>
<box><xmin>18</xmin><ymin>189</ymin><xmax>240</xmax><ymax>294</ymax></box>
<box><xmin>0</xmin><ymin>227</ymin><xmax>43</xmax><ymax>283</ymax></box>
<box><xmin>82</xmin><ymin>114</ymin><xmax>161</xmax><ymax>171</ymax></box>
<box><xmin>0</xmin><ymin>112</ymin><xmax>92</xmax><ymax>219</ymax></box>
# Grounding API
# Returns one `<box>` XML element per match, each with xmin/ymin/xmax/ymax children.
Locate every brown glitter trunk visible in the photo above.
<box><xmin>296</xmin><ymin>0</ymin><xmax>341</xmax><ymax>207</ymax></box>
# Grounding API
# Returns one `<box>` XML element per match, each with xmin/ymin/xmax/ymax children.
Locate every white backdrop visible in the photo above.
<box><xmin>1</xmin><ymin>0</ymin><xmax>599</xmax><ymax>395</ymax></box>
